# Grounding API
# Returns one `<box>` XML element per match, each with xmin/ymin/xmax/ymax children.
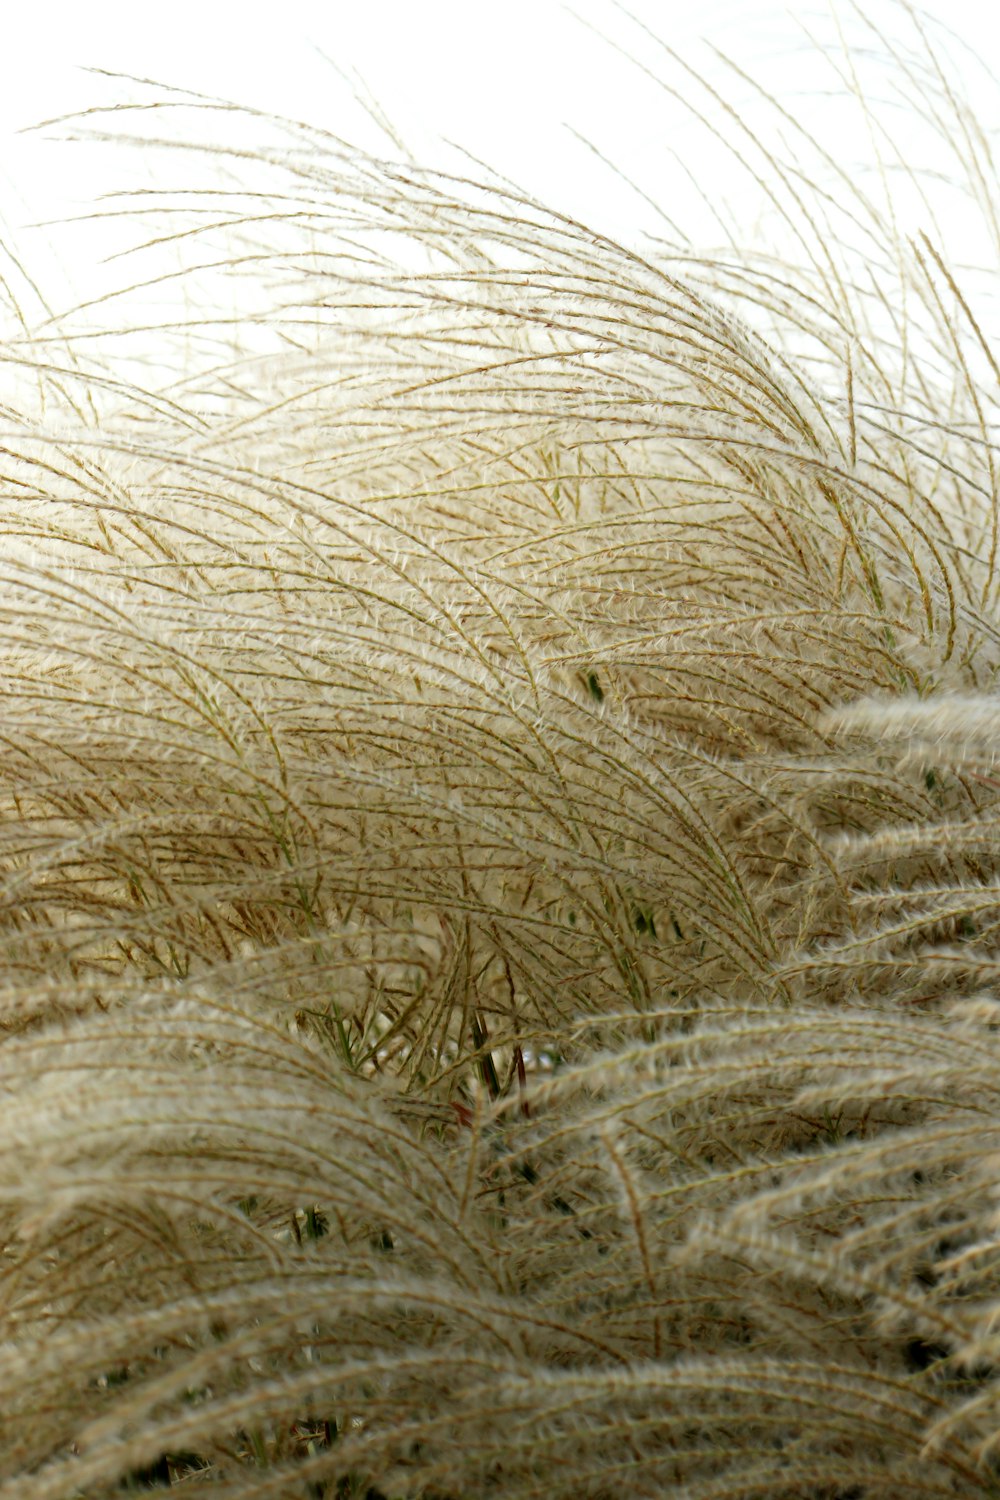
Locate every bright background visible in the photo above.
<box><xmin>0</xmin><ymin>0</ymin><xmax>997</xmax><ymax>305</ymax></box>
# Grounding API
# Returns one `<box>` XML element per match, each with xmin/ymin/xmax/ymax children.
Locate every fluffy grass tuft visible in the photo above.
<box><xmin>3</xmin><ymin>6</ymin><xmax>1000</xmax><ymax>1495</ymax></box>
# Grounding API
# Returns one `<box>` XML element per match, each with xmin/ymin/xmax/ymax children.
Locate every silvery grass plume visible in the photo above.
<box><xmin>2</xmin><ymin>5</ymin><xmax>1000</xmax><ymax>1495</ymax></box>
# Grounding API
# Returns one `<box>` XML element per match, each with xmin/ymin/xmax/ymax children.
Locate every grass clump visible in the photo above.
<box><xmin>2</xmin><ymin>5</ymin><xmax>1000</xmax><ymax>1495</ymax></box>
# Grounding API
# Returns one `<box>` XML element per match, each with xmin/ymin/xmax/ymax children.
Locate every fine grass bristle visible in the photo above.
<box><xmin>3</xmin><ymin>6</ymin><xmax>1000</xmax><ymax>1496</ymax></box>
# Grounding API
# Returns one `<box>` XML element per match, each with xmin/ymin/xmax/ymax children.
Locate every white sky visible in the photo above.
<box><xmin>1</xmin><ymin>0</ymin><xmax>998</xmax><ymax>309</ymax></box>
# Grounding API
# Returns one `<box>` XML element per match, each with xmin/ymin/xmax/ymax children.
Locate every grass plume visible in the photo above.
<box><xmin>2</xmin><ymin>5</ymin><xmax>1000</xmax><ymax>1494</ymax></box>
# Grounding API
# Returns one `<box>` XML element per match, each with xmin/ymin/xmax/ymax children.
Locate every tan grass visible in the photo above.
<box><xmin>1</xmin><ymin>5</ymin><xmax>1000</xmax><ymax>1495</ymax></box>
